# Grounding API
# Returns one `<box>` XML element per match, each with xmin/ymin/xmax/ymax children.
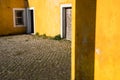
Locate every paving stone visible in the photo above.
<box><xmin>0</xmin><ymin>35</ymin><xmax>71</xmax><ymax>80</ymax></box>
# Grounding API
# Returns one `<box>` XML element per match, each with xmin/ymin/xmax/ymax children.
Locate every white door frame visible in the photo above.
<box><xmin>60</xmin><ymin>4</ymin><xmax>72</xmax><ymax>38</ymax></box>
<box><xmin>27</xmin><ymin>7</ymin><xmax>36</xmax><ymax>34</ymax></box>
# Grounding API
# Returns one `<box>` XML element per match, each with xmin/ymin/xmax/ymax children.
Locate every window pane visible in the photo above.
<box><xmin>15</xmin><ymin>10</ymin><xmax>24</xmax><ymax>25</ymax></box>
<box><xmin>15</xmin><ymin>10</ymin><xmax>23</xmax><ymax>17</ymax></box>
<box><xmin>16</xmin><ymin>18</ymin><xmax>24</xmax><ymax>25</ymax></box>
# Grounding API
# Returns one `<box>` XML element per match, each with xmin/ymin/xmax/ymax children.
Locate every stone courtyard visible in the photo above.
<box><xmin>0</xmin><ymin>35</ymin><xmax>71</xmax><ymax>80</ymax></box>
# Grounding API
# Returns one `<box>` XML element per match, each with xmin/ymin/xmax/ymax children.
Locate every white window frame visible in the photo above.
<box><xmin>13</xmin><ymin>8</ymin><xmax>26</xmax><ymax>27</ymax></box>
<box><xmin>60</xmin><ymin>4</ymin><xmax>72</xmax><ymax>38</ymax></box>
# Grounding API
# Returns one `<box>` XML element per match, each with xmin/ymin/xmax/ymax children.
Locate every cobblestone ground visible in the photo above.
<box><xmin>0</xmin><ymin>35</ymin><xmax>71</xmax><ymax>80</ymax></box>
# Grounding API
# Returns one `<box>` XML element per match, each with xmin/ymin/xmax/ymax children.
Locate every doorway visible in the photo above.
<box><xmin>61</xmin><ymin>4</ymin><xmax>72</xmax><ymax>41</ymax></box>
<box><xmin>27</xmin><ymin>8</ymin><xmax>35</xmax><ymax>34</ymax></box>
<box><xmin>30</xmin><ymin>10</ymin><xmax>34</xmax><ymax>33</ymax></box>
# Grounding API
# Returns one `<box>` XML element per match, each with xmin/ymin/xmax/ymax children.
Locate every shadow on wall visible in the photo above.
<box><xmin>24</xmin><ymin>0</ymin><xmax>29</xmax><ymax>8</ymax></box>
<box><xmin>75</xmin><ymin>0</ymin><xmax>96</xmax><ymax>80</ymax></box>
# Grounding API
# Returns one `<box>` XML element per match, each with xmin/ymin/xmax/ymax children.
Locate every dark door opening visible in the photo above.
<box><xmin>30</xmin><ymin>10</ymin><xmax>34</xmax><ymax>33</ymax></box>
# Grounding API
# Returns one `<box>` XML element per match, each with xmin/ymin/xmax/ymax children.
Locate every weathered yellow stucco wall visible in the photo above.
<box><xmin>28</xmin><ymin>0</ymin><xmax>72</xmax><ymax>36</ymax></box>
<box><xmin>95</xmin><ymin>0</ymin><xmax>120</xmax><ymax>80</ymax></box>
<box><xmin>72</xmin><ymin>0</ymin><xmax>120</xmax><ymax>80</ymax></box>
<box><xmin>72</xmin><ymin>0</ymin><xmax>96</xmax><ymax>80</ymax></box>
<box><xmin>0</xmin><ymin>0</ymin><xmax>26</xmax><ymax>36</ymax></box>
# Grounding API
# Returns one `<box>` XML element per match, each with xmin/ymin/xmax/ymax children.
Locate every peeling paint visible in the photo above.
<box><xmin>96</xmin><ymin>48</ymin><xmax>101</xmax><ymax>55</ymax></box>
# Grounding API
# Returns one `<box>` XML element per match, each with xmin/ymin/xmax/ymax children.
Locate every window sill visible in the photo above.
<box><xmin>14</xmin><ymin>25</ymin><xmax>26</xmax><ymax>27</ymax></box>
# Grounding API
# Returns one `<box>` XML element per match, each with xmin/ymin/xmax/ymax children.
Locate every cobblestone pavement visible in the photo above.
<box><xmin>0</xmin><ymin>35</ymin><xmax>71</xmax><ymax>80</ymax></box>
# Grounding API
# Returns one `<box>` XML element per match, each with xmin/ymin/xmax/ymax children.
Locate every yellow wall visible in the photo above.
<box><xmin>1</xmin><ymin>0</ymin><xmax>120</xmax><ymax>80</ymax></box>
<box><xmin>0</xmin><ymin>0</ymin><xmax>72</xmax><ymax>36</ymax></box>
<box><xmin>71</xmin><ymin>0</ymin><xmax>75</xmax><ymax>79</ymax></box>
<box><xmin>72</xmin><ymin>0</ymin><xmax>120</xmax><ymax>80</ymax></box>
<box><xmin>71</xmin><ymin>0</ymin><xmax>96</xmax><ymax>80</ymax></box>
<box><xmin>95</xmin><ymin>0</ymin><xmax>120</xmax><ymax>80</ymax></box>
<box><xmin>28</xmin><ymin>0</ymin><xmax>72</xmax><ymax>36</ymax></box>
<box><xmin>0</xmin><ymin>0</ymin><xmax>26</xmax><ymax>36</ymax></box>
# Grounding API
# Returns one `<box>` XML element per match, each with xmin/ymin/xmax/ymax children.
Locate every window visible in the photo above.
<box><xmin>13</xmin><ymin>8</ymin><xmax>26</xmax><ymax>27</ymax></box>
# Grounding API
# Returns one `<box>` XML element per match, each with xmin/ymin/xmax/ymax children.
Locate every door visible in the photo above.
<box><xmin>27</xmin><ymin>9</ymin><xmax>34</xmax><ymax>34</ymax></box>
<box><xmin>65</xmin><ymin>7</ymin><xmax>72</xmax><ymax>40</ymax></box>
<box><xmin>62</xmin><ymin>7</ymin><xmax>72</xmax><ymax>40</ymax></box>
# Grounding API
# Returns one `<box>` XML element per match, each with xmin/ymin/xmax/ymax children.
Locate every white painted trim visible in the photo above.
<box><xmin>13</xmin><ymin>8</ymin><xmax>26</xmax><ymax>27</ymax></box>
<box><xmin>60</xmin><ymin>4</ymin><xmax>72</xmax><ymax>38</ymax></box>
<box><xmin>29</xmin><ymin>7</ymin><xmax>34</xmax><ymax>10</ymax></box>
<box><xmin>27</xmin><ymin>7</ymin><xmax>36</xmax><ymax>34</ymax></box>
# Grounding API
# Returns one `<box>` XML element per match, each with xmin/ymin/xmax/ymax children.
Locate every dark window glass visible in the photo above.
<box><xmin>16</xmin><ymin>18</ymin><xmax>24</xmax><ymax>25</ymax></box>
<box><xmin>15</xmin><ymin>10</ymin><xmax>24</xmax><ymax>25</ymax></box>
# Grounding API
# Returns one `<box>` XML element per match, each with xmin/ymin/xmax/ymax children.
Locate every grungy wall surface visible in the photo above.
<box><xmin>0</xmin><ymin>0</ymin><xmax>26</xmax><ymax>36</ymax></box>
<box><xmin>95</xmin><ymin>0</ymin><xmax>120</xmax><ymax>80</ymax></box>
<box><xmin>28</xmin><ymin>0</ymin><xmax>72</xmax><ymax>36</ymax></box>
<box><xmin>72</xmin><ymin>0</ymin><xmax>96</xmax><ymax>80</ymax></box>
